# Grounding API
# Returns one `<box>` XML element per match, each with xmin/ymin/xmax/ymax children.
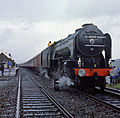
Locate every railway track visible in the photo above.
<box><xmin>99</xmin><ymin>88</ymin><xmax>120</xmax><ymax>110</ymax></box>
<box><xmin>76</xmin><ymin>88</ymin><xmax>120</xmax><ymax>114</ymax></box>
<box><xmin>16</xmin><ymin>72</ymin><xmax>74</xmax><ymax>118</ymax></box>
<box><xmin>105</xmin><ymin>87</ymin><xmax>120</xmax><ymax>94</ymax></box>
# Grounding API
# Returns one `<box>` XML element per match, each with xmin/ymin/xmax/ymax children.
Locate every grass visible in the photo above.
<box><xmin>107</xmin><ymin>83</ymin><xmax>120</xmax><ymax>89</ymax></box>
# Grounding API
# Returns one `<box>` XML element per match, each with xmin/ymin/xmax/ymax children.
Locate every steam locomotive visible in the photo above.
<box><xmin>23</xmin><ymin>23</ymin><xmax>116</xmax><ymax>92</ymax></box>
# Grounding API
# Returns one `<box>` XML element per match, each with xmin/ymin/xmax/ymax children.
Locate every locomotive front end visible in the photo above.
<box><xmin>75</xmin><ymin>24</ymin><xmax>106</xmax><ymax>57</ymax></box>
<box><xmin>74</xmin><ymin>24</ymin><xmax>112</xmax><ymax>91</ymax></box>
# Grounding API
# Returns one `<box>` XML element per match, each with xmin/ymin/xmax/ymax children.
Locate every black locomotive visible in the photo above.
<box><xmin>41</xmin><ymin>23</ymin><xmax>113</xmax><ymax>91</ymax></box>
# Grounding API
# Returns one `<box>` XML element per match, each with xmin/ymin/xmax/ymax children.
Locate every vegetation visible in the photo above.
<box><xmin>107</xmin><ymin>83</ymin><xmax>120</xmax><ymax>89</ymax></box>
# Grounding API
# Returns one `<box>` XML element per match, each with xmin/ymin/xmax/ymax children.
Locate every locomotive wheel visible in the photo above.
<box><xmin>74</xmin><ymin>76</ymin><xmax>83</xmax><ymax>90</ymax></box>
<box><xmin>74</xmin><ymin>76</ymin><xmax>79</xmax><ymax>89</ymax></box>
<box><xmin>89</xmin><ymin>78</ymin><xmax>95</xmax><ymax>92</ymax></box>
<box><xmin>64</xmin><ymin>63</ymin><xmax>74</xmax><ymax>78</ymax></box>
<box><xmin>54</xmin><ymin>62</ymin><xmax>63</xmax><ymax>91</ymax></box>
<box><xmin>100</xmin><ymin>78</ymin><xmax>106</xmax><ymax>91</ymax></box>
<box><xmin>58</xmin><ymin>63</ymin><xmax>64</xmax><ymax>77</ymax></box>
<box><xmin>82</xmin><ymin>78</ymin><xmax>88</xmax><ymax>92</ymax></box>
<box><xmin>54</xmin><ymin>79</ymin><xmax>59</xmax><ymax>91</ymax></box>
<box><xmin>81</xmin><ymin>77</ymin><xmax>93</xmax><ymax>93</ymax></box>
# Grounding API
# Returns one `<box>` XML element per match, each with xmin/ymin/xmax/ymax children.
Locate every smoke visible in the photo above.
<box><xmin>39</xmin><ymin>68</ymin><xmax>49</xmax><ymax>79</ymax></box>
<box><xmin>45</xmin><ymin>73</ymin><xmax>49</xmax><ymax>79</ymax></box>
<box><xmin>59</xmin><ymin>76</ymin><xmax>74</xmax><ymax>87</ymax></box>
<box><xmin>38</xmin><ymin>68</ymin><xmax>74</xmax><ymax>88</ymax></box>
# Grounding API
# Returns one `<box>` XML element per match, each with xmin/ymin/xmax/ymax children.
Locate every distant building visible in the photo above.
<box><xmin>0</xmin><ymin>51</ymin><xmax>15</xmax><ymax>69</ymax></box>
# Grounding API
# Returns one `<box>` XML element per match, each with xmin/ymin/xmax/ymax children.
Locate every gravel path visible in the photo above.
<box><xmin>0</xmin><ymin>75</ymin><xmax>18</xmax><ymax>117</ymax></box>
<box><xmin>27</xmin><ymin>68</ymin><xmax>120</xmax><ymax>118</ymax></box>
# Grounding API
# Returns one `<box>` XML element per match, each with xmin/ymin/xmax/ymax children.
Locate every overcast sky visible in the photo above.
<box><xmin>0</xmin><ymin>0</ymin><xmax>120</xmax><ymax>63</ymax></box>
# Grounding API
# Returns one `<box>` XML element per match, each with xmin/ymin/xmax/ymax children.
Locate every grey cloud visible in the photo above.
<box><xmin>0</xmin><ymin>0</ymin><xmax>120</xmax><ymax>63</ymax></box>
<box><xmin>0</xmin><ymin>0</ymin><xmax>68</xmax><ymax>21</ymax></box>
<box><xmin>0</xmin><ymin>21</ymin><xmax>58</xmax><ymax>63</ymax></box>
<box><xmin>66</xmin><ymin>0</ymin><xmax>120</xmax><ymax>19</ymax></box>
<box><xmin>0</xmin><ymin>29</ymin><xmax>13</xmax><ymax>43</ymax></box>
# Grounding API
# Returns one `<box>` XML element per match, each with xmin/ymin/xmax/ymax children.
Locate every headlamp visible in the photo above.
<box><xmin>78</xmin><ymin>69</ymin><xmax>86</xmax><ymax>77</ymax></box>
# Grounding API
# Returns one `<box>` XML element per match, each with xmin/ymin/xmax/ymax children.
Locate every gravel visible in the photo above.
<box><xmin>27</xmin><ymin>68</ymin><xmax>120</xmax><ymax>118</ymax></box>
<box><xmin>0</xmin><ymin>75</ymin><xmax>18</xmax><ymax>117</ymax></box>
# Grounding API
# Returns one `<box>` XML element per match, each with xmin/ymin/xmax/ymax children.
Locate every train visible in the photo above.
<box><xmin>21</xmin><ymin>23</ymin><xmax>118</xmax><ymax>92</ymax></box>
